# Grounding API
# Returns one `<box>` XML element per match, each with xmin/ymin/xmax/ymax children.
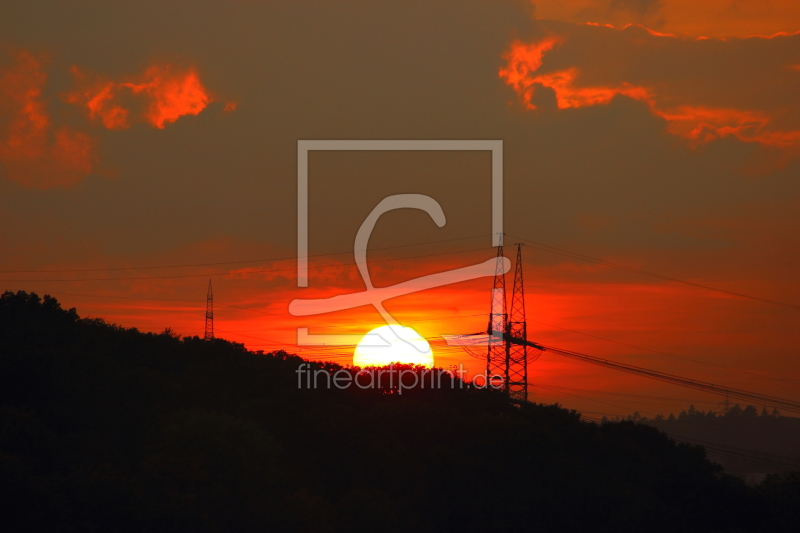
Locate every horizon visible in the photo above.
<box><xmin>2</xmin><ymin>0</ymin><xmax>800</xmax><ymax>424</ymax></box>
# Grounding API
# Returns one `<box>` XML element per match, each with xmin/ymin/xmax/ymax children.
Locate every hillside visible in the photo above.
<box><xmin>613</xmin><ymin>406</ymin><xmax>800</xmax><ymax>480</ymax></box>
<box><xmin>1</xmin><ymin>290</ymin><xmax>798</xmax><ymax>532</ymax></box>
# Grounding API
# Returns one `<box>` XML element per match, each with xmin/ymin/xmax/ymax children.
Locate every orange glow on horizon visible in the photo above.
<box><xmin>8</xmin><ymin>236</ymin><xmax>799</xmax><ymax>419</ymax></box>
<box><xmin>353</xmin><ymin>325</ymin><xmax>435</xmax><ymax>368</ymax></box>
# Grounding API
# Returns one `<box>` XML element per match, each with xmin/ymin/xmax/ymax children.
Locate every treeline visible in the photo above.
<box><xmin>609</xmin><ymin>405</ymin><xmax>800</xmax><ymax>478</ymax></box>
<box><xmin>1</xmin><ymin>290</ymin><xmax>799</xmax><ymax>532</ymax></box>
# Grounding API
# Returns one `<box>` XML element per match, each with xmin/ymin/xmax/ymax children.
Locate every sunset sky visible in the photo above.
<box><xmin>2</xmin><ymin>0</ymin><xmax>799</xmax><ymax>418</ymax></box>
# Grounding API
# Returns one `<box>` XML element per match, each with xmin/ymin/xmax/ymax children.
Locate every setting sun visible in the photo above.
<box><xmin>353</xmin><ymin>325</ymin><xmax>434</xmax><ymax>368</ymax></box>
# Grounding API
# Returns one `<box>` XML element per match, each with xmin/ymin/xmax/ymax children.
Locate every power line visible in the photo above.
<box><xmin>24</xmin><ymin>291</ymin><xmax>206</xmax><ymax>304</ymax></box>
<box><xmin>215</xmin><ymin>313</ymin><xmax>486</xmax><ymax>334</ymax></box>
<box><xmin>210</xmin><ymin>307</ymin><xmax>797</xmax><ymax>391</ymax></box>
<box><xmin>18</xmin><ymin>234</ymin><xmax>800</xmax><ymax>414</ymax></box>
<box><xmin>0</xmin><ymin>234</ymin><xmax>489</xmax><ymax>274</ymax></box>
<box><xmin>539</xmin><ymin>343</ymin><xmax>800</xmax><ymax>414</ymax></box>
<box><xmin>577</xmin><ymin>413</ymin><xmax>800</xmax><ymax>470</ymax></box>
<box><xmin>533</xmin><ymin>383</ymin><xmax>634</xmax><ymax>412</ymax></box>
<box><xmin>535</xmin><ymin>383</ymin><xmax>723</xmax><ymax>406</ymax></box>
<box><xmin>459</xmin><ymin>332</ymin><xmax>800</xmax><ymax>414</ymax></box>
<box><xmin>505</xmin><ymin>233</ymin><xmax>800</xmax><ymax>312</ymax></box>
<box><xmin>528</xmin><ymin>319</ymin><xmax>800</xmax><ymax>387</ymax></box>
<box><xmin>0</xmin><ymin>245</ymin><xmax>489</xmax><ymax>283</ymax></box>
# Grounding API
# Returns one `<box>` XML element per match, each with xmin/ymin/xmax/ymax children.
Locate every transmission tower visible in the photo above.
<box><xmin>507</xmin><ymin>244</ymin><xmax>528</xmax><ymax>401</ymax></box>
<box><xmin>486</xmin><ymin>238</ymin><xmax>507</xmax><ymax>389</ymax></box>
<box><xmin>720</xmin><ymin>392</ymin><xmax>730</xmax><ymax>415</ymax></box>
<box><xmin>204</xmin><ymin>279</ymin><xmax>214</xmax><ymax>340</ymax></box>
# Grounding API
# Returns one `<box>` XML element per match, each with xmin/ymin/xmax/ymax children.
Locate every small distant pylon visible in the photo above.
<box><xmin>204</xmin><ymin>279</ymin><xmax>214</xmax><ymax>340</ymax></box>
<box><xmin>720</xmin><ymin>392</ymin><xmax>730</xmax><ymax>415</ymax></box>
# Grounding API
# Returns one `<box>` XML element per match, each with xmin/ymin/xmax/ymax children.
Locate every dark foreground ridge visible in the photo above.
<box><xmin>1</xmin><ymin>291</ymin><xmax>798</xmax><ymax>532</ymax></box>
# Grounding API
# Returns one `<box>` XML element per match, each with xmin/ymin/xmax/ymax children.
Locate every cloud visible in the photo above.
<box><xmin>533</xmin><ymin>0</ymin><xmax>800</xmax><ymax>38</ymax></box>
<box><xmin>65</xmin><ymin>69</ymin><xmax>128</xmax><ymax>130</ymax></box>
<box><xmin>67</xmin><ymin>63</ymin><xmax>214</xmax><ymax>129</ymax></box>
<box><xmin>658</xmin><ymin>106</ymin><xmax>800</xmax><ymax>147</ymax></box>
<box><xmin>608</xmin><ymin>0</ymin><xmax>662</xmax><ymax>18</ymax></box>
<box><xmin>500</xmin><ymin>39</ymin><xmax>651</xmax><ymax>109</ymax></box>
<box><xmin>0</xmin><ymin>50</ymin><xmax>95</xmax><ymax>188</ymax></box>
<box><xmin>1</xmin><ymin>49</ymin><xmax>224</xmax><ymax>189</ymax></box>
<box><xmin>499</xmin><ymin>26</ymin><xmax>800</xmax><ymax>151</ymax></box>
<box><xmin>533</xmin><ymin>0</ymin><xmax>666</xmax><ymax>30</ymax></box>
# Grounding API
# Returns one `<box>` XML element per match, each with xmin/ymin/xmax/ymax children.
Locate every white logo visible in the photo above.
<box><xmin>291</xmin><ymin>140</ymin><xmax>507</xmax><ymax>349</ymax></box>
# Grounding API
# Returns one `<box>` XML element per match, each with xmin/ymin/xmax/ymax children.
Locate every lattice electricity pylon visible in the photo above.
<box><xmin>486</xmin><ymin>241</ymin><xmax>507</xmax><ymax>389</ymax></box>
<box><xmin>507</xmin><ymin>243</ymin><xmax>529</xmax><ymax>402</ymax></box>
<box><xmin>204</xmin><ymin>279</ymin><xmax>214</xmax><ymax>340</ymax></box>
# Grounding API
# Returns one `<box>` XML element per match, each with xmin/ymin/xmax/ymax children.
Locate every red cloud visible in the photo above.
<box><xmin>66</xmin><ymin>69</ymin><xmax>128</xmax><ymax>129</ymax></box>
<box><xmin>67</xmin><ymin>64</ymin><xmax>214</xmax><ymax>129</ymax></box>
<box><xmin>1</xmin><ymin>51</ymin><xmax>221</xmax><ymax>188</ymax></box>
<box><xmin>525</xmin><ymin>67</ymin><xmax>650</xmax><ymax>109</ymax></box>
<box><xmin>498</xmin><ymin>37</ymin><xmax>561</xmax><ymax>109</ymax></box>
<box><xmin>123</xmin><ymin>66</ymin><xmax>211</xmax><ymax>129</ymax></box>
<box><xmin>0</xmin><ymin>50</ymin><xmax>95</xmax><ymax>188</ymax></box>
<box><xmin>499</xmin><ymin>38</ymin><xmax>651</xmax><ymax>110</ymax></box>
<box><xmin>499</xmin><ymin>37</ymin><xmax>800</xmax><ymax>149</ymax></box>
<box><xmin>657</xmin><ymin>106</ymin><xmax>800</xmax><ymax>147</ymax></box>
<box><xmin>582</xmin><ymin>22</ymin><xmax>675</xmax><ymax>38</ymax></box>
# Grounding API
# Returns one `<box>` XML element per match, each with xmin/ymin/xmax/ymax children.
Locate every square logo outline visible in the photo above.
<box><xmin>296</xmin><ymin>139</ymin><xmax>503</xmax><ymax>345</ymax></box>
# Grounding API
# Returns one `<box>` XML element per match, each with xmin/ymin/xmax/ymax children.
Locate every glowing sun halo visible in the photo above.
<box><xmin>353</xmin><ymin>325</ymin><xmax>434</xmax><ymax>368</ymax></box>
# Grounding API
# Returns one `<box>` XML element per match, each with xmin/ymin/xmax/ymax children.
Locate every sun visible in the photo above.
<box><xmin>353</xmin><ymin>325</ymin><xmax>434</xmax><ymax>368</ymax></box>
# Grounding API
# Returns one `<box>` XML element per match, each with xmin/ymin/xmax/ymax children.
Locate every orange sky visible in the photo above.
<box><xmin>5</xmin><ymin>238</ymin><xmax>798</xmax><ymax>418</ymax></box>
<box><xmin>1</xmin><ymin>0</ymin><xmax>799</xmax><ymax>418</ymax></box>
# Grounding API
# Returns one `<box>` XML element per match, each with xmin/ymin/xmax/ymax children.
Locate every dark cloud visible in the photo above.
<box><xmin>608</xmin><ymin>0</ymin><xmax>663</xmax><ymax>18</ymax></box>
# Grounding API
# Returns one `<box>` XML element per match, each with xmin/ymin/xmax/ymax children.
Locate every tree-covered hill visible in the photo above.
<box><xmin>612</xmin><ymin>405</ymin><xmax>800</xmax><ymax>480</ymax></box>
<box><xmin>1</xmin><ymin>291</ymin><xmax>798</xmax><ymax>532</ymax></box>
